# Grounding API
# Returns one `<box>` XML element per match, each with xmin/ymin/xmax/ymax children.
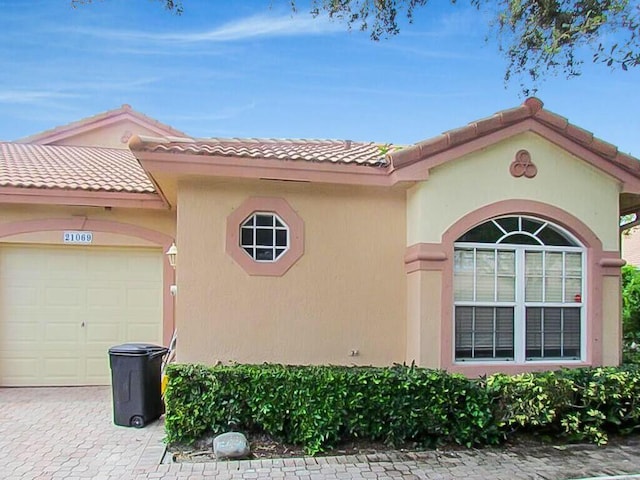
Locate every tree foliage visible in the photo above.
<box><xmin>300</xmin><ymin>1</ymin><xmax>639</xmax><ymax>94</ymax></box>
<box><xmin>623</xmin><ymin>264</ymin><xmax>640</xmax><ymax>336</ymax></box>
<box><xmin>71</xmin><ymin>1</ymin><xmax>640</xmax><ymax>93</ymax></box>
<box><xmin>485</xmin><ymin>1</ymin><xmax>640</xmax><ymax>93</ymax></box>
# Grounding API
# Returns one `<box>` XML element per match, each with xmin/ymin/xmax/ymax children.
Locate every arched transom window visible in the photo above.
<box><xmin>454</xmin><ymin>216</ymin><xmax>584</xmax><ymax>363</ymax></box>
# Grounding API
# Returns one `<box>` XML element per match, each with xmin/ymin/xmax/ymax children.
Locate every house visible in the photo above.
<box><xmin>622</xmin><ymin>228</ymin><xmax>640</xmax><ymax>266</ymax></box>
<box><xmin>1</xmin><ymin>98</ymin><xmax>637</xmax><ymax>386</ymax></box>
<box><xmin>0</xmin><ymin>105</ymin><xmax>181</xmax><ymax>386</ymax></box>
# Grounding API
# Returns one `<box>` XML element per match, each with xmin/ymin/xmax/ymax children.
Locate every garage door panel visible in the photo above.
<box><xmin>44</xmin><ymin>356</ymin><xmax>82</xmax><ymax>379</ymax></box>
<box><xmin>44</xmin><ymin>322</ymin><xmax>83</xmax><ymax>343</ymax></box>
<box><xmin>86</xmin><ymin>357</ymin><xmax>111</xmax><ymax>385</ymax></box>
<box><xmin>87</xmin><ymin>287</ymin><xmax>124</xmax><ymax>307</ymax></box>
<box><xmin>1</xmin><ymin>358</ymin><xmax>39</xmax><ymax>385</ymax></box>
<box><xmin>0</xmin><ymin>245</ymin><xmax>162</xmax><ymax>386</ymax></box>
<box><xmin>127</xmin><ymin>256</ymin><xmax>162</xmax><ymax>279</ymax></box>
<box><xmin>85</xmin><ymin>323</ymin><xmax>120</xmax><ymax>343</ymax></box>
<box><xmin>3</xmin><ymin>320</ymin><xmax>38</xmax><ymax>341</ymax></box>
<box><xmin>44</xmin><ymin>285</ymin><xmax>85</xmax><ymax>306</ymax></box>
<box><xmin>6</xmin><ymin>286</ymin><xmax>38</xmax><ymax>305</ymax></box>
<box><xmin>46</xmin><ymin>253</ymin><xmax>86</xmax><ymax>276</ymax></box>
<box><xmin>127</xmin><ymin>287</ymin><xmax>162</xmax><ymax>308</ymax></box>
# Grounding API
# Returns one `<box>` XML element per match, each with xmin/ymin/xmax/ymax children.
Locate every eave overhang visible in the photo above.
<box><xmin>0</xmin><ymin>186</ymin><xmax>167</xmax><ymax>209</ymax></box>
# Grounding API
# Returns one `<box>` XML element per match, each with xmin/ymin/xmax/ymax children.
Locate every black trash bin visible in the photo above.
<box><xmin>108</xmin><ymin>343</ymin><xmax>168</xmax><ymax>428</ymax></box>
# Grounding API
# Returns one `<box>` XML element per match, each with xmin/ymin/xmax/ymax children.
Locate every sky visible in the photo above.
<box><xmin>1</xmin><ymin>0</ymin><xmax>639</xmax><ymax>156</ymax></box>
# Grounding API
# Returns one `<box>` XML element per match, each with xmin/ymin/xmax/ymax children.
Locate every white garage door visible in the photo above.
<box><xmin>0</xmin><ymin>244</ymin><xmax>163</xmax><ymax>386</ymax></box>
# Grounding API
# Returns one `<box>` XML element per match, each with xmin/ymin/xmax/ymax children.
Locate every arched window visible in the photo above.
<box><xmin>454</xmin><ymin>216</ymin><xmax>584</xmax><ymax>363</ymax></box>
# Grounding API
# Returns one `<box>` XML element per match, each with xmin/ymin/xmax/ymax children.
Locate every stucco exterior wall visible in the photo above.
<box><xmin>622</xmin><ymin>229</ymin><xmax>640</xmax><ymax>266</ymax></box>
<box><xmin>405</xmin><ymin>270</ymin><xmax>442</xmax><ymax>366</ymax></box>
<box><xmin>176</xmin><ymin>178</ymin><xmax>407</xmax><ymax>366</ymax></box>
<box><xmin>404</xmin><ymin>131</ymin><xmax>624</xmax><ymax>373</ymax></box>
<box><xmin>0</xmin><ymin>204</ymin><xmax>175</xmax><ymax>244</ymax></box>
<box><xmin>49</xmin><ymin>120</ymin><xmax>170</xmax><ymax>149</ymax></box>
<box><xmin>602</xmin><ymin>275</ymin><xmax>622</xmax><ymax>366</ymax></box>
<box><xmin>407</xmin><ymin>132</ymin><xmax>620</xmax><ymax>251</ymax></box>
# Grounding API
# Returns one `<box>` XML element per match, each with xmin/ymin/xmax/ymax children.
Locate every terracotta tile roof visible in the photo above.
<box><xmin>388</xmin><ymin>97</ymin><xmax>640</xmax><ymax>176</ymax></box>
<box><xmin>17</xmin><ymin>104</ymin><xmax>187</xmax><ymax>144</ymax></box>
<box><xmin>0</xmin><ymin>142</ymin><xmax>155</xmax><ymax>193</ymax></box>
<box><xmin>128</xmin><ymin>135</ymin><xmax>391</xmax><ymax>167</ymax></box>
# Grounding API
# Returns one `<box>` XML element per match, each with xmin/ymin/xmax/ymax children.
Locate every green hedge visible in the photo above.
<box><xmin>622</xmin><ymin>265</ymin><xmax>640</xmax><ymax>364</ymax></box>
<box><xmin>488</xmin><ymin>367</ymin><xmax>640</xmax><ymax>445</ymax></box>
<box><xmin>164</xmin><ymin>363</ymin><xmax>640</xmax><ymax>454</ymax></box>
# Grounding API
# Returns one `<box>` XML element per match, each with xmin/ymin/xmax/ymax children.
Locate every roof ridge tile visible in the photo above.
<box><xmin>17</xmin><ymin>105</ymin><xmax>187</xmax><ymax>144</ymax></box>
<box><xmin>386</xmin><ymin>97</ymin><xmax>640</xmax><ymax>179</ymax></box>
<box><xmin>498</xmin><ymin>105</ymin><xmax>532</xmax><ymax>124</ymax></box>
<box><xmin>565</xmin><ymin>124</ymin><xmax>594</xmax><ymax>146</ymax></box>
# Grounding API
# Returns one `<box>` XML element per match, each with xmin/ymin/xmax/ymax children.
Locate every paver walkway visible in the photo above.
<box><xmin>2</xmin><ymin>387</ymin><xmax>640</xmax><ymax>479</ymax></box>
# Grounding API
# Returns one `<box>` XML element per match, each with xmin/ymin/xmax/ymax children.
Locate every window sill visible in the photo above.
<box><xmin>454</xmin><ymin>359</ymin><xmax>584</xmax><ymax>365</ymax></box>
<box><xmin>448</xmin><ymin>360</ymin><xmax>591</xmax><ymax>378</ymax></box>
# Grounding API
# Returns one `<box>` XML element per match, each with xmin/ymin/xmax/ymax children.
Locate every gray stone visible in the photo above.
<box><xmin>213</xmin><ymin>432</ymin><xmax>251</xmax><ymax>460</ymax></box>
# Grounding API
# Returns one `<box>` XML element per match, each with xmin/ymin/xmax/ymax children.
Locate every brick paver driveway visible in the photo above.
<box><xmin>0</xmin><ymin>386</ymin><xmax>164</xmax><ymax>479</ymax></box>
<box><xmin>3</xmin><ymin>386</ymin><xmax>640</xmax><ymax>479</ymax></box>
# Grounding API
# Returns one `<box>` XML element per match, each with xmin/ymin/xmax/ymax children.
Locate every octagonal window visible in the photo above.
<box><xmin>226</xmin><ymin>197</ymin><xmax>304</xmax><ymax>276</ymax></box>
<box><xmin>240</xmin><ymin>212</ymin><xmax>289</xmax><ymax>262</ymax></box>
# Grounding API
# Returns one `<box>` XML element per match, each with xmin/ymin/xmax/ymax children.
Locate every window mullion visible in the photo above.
<box><xmin>493</xmin><ymin>307</ymin><xmax>497</xmax><ymax>358</ymax></box>
<box><xmin>515</xmin><ymin>248</ymin><xmax>525</xmax><ymax>363</ymax></box>
<box><xmin>272</xmin><ymin>217</ymin><xmax>277</xmax><ymax>259</ymax></box>
<box><xmin>562</xmin><ymin>251</ymin><xmax>566</xmax><ymax>303</ymax></box>
<box><xmin>471</xmin><ymin>307</ymin><xmax>476</xmax><ymax>359</ymax></box>
<box><xmin>494</xmin><ymin>252</ymin><xmax>498</xmax><ymax>303</ymax></box>
<box><xmin>542</xmin><ymin>252</ymin><xmax>547</xmax><ymax>303</ymax></box>
<box><xmin>560</xmin><ymin>308</ymin><xmax>565</xmax><ymax>358</ymax></box>
<box><xmin>473</xmin><ymin>250</ymin><xmax>477</xmax><ymax>303</ymax></box>
<box><xmin>541</xmin><ymin>308</ymin><xmax>546</xmax><ymax>359</ymax></box>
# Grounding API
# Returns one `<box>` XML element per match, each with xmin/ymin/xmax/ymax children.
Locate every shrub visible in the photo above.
<box><xmin>623</xmin><ymin>265</ymin><xmax>640</xmax><ymax>338</ymax></box>
<box><xmin>488</xmin><ymin>366</ymin><xmax>640</xmax><ymax>445</ymax></box>
<box><xmin>621</xmin><ymin>265</ymin><xmax>640</xmax><ymax>364</ymax></box>
<box><xmin>164</xmin><ymin>363</ymin><xmax>640</xmax><ymax>454</ymax></box>
<box><xmin>164</xmin><ymin>363</ymin><xmax>497</xmax><ymax>453</ymax></box>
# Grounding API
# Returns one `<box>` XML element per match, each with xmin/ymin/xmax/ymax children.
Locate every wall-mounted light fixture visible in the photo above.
<box><xmin>166</xmin><ymin>242</ymin><xmax>177</xmax><ymax>269</ymax></box>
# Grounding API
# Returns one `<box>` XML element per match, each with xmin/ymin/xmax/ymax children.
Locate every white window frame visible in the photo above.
<box><xmin>240</xmin><ymin>212</ymin><xmax>290</xmax><ymax>263</ymax></box>
<box><xmin>453</xmin><ymin>216</ymin><xmax>586</xmax><ymax>365</ymax></box>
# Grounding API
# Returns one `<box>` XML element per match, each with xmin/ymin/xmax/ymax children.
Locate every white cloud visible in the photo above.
<box><xmin>0</xmin><ymin>90</ymin><xmax>80</xmax><ymax>104</ymax></box>
<box><xmin>0</xmin><ymin>77</ymin><xmax>160</xmax><ymax>106</ymax></box>
<box><xmin>70</xmin><ymin>13</ymin><xmax>343</xmax><ymax>44</ymax></box>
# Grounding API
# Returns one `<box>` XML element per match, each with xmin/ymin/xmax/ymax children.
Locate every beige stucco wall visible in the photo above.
<box><xmin>176</xmin><ymin>178</ymin><xmax>407</xmax><ymax>366</ymax></box>
<box><xmin>406</xmin><ymin>270</ymin><xmax>442</xmax><ymax>366</ymax></box>
<box><xmin>406</xmin><ymin>131</ymin><xmax>624</xmax><ymax>371</ymax></box>
<box><xmin>50</xmin><ymin>120</ymin><xmax>169</xmax><ymax>149</ymax></box>
<box><xmin>0</xmin><ymin>204</ymin><xmax>175</xmax><ymax>246</ymax></box>
<box><xmin>622</xmin><ymin>228</ymin><xmax>640</xmax><ymax>266</ymax></box>
<box><xmin>407</xmin><ymin>131</ymin><xmax>621</xmax><ymax>251</ymax></box>
<box><xmin>602</xmin><ymin>275</ymin><xmax>622</xmax><ymax>366</ymax></box>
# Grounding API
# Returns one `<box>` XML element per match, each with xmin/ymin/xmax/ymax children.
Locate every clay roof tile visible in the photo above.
<box><xmin>129</xmin><ymin>136</ymin><xmax>390</xmax><ymax>167</ymax></box>
<box><xmin>0</xmin><ymin>143</ymin><xmax>155</xmax><ymax>193</ymax></box>
<box><xmin>387</xmin><ymin>97</ymin><xmax>640</xmax><ymax>178</ymax></box>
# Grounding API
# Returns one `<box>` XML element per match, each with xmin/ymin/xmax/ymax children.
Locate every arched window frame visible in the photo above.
<box><xmin>453</xmin><ymin>215</ymin><xmax>586</xmax><ymax>364</ymax></box>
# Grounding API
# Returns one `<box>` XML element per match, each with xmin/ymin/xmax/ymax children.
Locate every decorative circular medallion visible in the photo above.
<box><xmin>509</xmin><ymin>149</ymin><xmax>537</xmax><ymax>178</ymax></box>
<box><xmin>120</xmin><ymin>130</ymin><xmax>133</xmax><ymax>144</ymax></box>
